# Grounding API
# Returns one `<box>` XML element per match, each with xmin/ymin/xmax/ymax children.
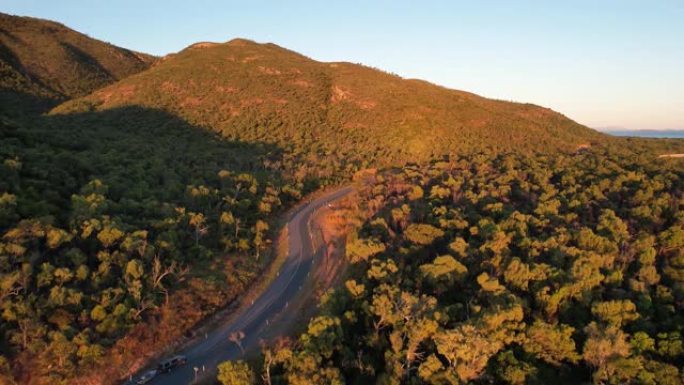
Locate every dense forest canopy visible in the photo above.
<box><xmin>0</xmin><ymin>106</ymin><xmax>311</xmax><ymax>384</ymax></box>
<box><xmin>250</xmin><ymin>148</ymin><xmax>684</xmax><ymax>385</ymax></box>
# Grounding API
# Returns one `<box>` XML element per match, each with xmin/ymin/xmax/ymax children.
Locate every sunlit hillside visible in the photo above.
<box><xmin>55</xmin><ymin>39</ymin><xmax>604</xmax><ymax>170</ymax></box>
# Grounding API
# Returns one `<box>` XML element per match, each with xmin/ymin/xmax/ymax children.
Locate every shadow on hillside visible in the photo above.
<box><xmin>0</xmin><ymin>89</ymin><xmax>61</xmax><ymax>117</ymax></box>
<box><xmin>5</xmin><ymin>105</ymin><xmax>285</xmax><ymax>221</ymax></box>
<box><xmin>0</xmin><ymin>41</ymin><xmax>64</xmax><ymax>116</ymax></box>
<box><xmin>60</xmin><ymin>41</ymin><xmax>114</xmax><ymax>80</ymax></box>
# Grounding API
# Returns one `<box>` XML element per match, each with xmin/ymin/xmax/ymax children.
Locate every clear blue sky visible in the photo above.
<box><xmin>3</xmin><ymin>0</ymin><xmax>683</xmax><ymax>130</ymax></box>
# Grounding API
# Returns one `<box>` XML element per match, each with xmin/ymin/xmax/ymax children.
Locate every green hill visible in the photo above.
<box><xmin>54</xmin><ymin>39</ymin><xmax>604</xmax><ymax>170</ymax></box>
<box><xmin>0</xmin><ymin>12</ymin><xmax>155</xmax><ymax>115</ymax></box>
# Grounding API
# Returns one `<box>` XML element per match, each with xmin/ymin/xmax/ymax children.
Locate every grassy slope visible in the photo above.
<box><xmin>53</xmin><ymin>39</ymin><xmax>607</xmax><ymax>169</ymax></box>
<box><xmin>0</xmin><ymin>12</ymin><xmax>155</xmax><ymax>115</ymax></box>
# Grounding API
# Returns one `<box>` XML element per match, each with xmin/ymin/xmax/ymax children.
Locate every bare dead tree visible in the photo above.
<box><xmin>229</xmin><ymin>330</ymin><xmax>246</xmax><ymax>354</ymax></box>
<box><xmin>0</xmin><ymin>272</ymin><xmax>23</xmax><ymax>302</ymax></box>
<box><xmin>132</xmin><ymin>297</ymin><xmax>155</xmax><ymax>320</ymax></box>
<box><xmin>261</xmin><ymin>347</ymin><xmax>274</xmax><ymax>385</ymax></box>
<box><xmin>150</xmin><ymin>255</ymin><xmax>189</xmax><ymax>305</ymax></box>
<box><xmin>234</xmin><ymin>217</ymin><xmax>241</xmax><ymax>240</ymax></box>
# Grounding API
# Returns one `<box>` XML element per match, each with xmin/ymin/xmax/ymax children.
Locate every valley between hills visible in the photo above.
<box><xmin>1</xmin><ymin>12</ymin><xmax>684</xmax><ymax>385</ymax></box>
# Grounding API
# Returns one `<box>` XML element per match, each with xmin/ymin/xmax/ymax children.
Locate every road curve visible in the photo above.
<box><xmin>136</xmin><ymin>186</ymin><xmax>353</xmax><ymax>385</ymax></box>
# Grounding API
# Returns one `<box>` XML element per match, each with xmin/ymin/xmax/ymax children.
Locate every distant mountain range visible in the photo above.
<box><xmin>599</xmin><ymin>128</ymin><xmax>684</xmax><ymax>139</ymax></box>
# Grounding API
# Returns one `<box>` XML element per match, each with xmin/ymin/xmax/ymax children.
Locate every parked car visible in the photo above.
<box><xmin>157</xmin><ymin>355</ymin><xmax>188</xmax><ymax>373</ymax></box>
<box><xmin>136</xmin><ymin>369</ymin><xmax>158</xmax><ymax>384</ymax></box>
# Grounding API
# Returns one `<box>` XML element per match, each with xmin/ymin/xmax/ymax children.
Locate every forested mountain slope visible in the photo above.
<box><xmin>54</xmin><ymin>39</ymin><xmax>604</xmax><ymax>170</ymax></box>
<box><xmin>0</xmin><ymin>12</ymin><xmax>154</xmax><ymax>115</ymax></box>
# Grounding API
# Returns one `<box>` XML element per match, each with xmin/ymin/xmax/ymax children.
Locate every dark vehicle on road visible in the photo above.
<box><xmin>157</xmin><ymin>355</ymin><xmax>188</xmax><ymax>373</ymax></box>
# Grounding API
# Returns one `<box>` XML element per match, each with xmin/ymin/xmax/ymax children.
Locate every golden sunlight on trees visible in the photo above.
<box><xmin>254</xmin><ymin>150</ymin><xmax>684</xmax><ymax>385</ymax></box>
<box><xmin>217</xmin><ymin>360</ymin><xmax>255</xmax><ymax>385</ymax></box>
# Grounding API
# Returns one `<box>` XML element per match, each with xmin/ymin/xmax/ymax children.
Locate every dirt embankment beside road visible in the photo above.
<box><xmin>258</xmin><ymin>189</ymin><xmax>363</xmax><ymax>342</ymax></box>
<box><xmin>310</xmin><ymin>193</ymin><xmax>361</xmax><ymax>291</ymax></box>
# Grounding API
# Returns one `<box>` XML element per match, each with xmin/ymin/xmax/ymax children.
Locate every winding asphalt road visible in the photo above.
<box><xmin>135</xmin><ymin>186</ymin><xmax>352</xmax><ymax>385</ymax></box>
